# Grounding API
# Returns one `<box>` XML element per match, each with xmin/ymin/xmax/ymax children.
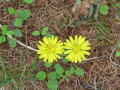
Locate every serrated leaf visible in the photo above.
<box><xmin>56</xmin><ymin>67</ymin><xmax>64</xmax><ymax>75</ymax></box>
<box><xmin>13</xmin><ymin>29</ymin><xmax>22</xmax><ymax>37</ymax></box>
<box><xmin>116</xmin><ymin>51</ymin><xmax>120</xmax><ymax>57</ymax></box>
<box><xmin>47</xmin><ymin>80</ymin><xmax>58</xmax><ymax>90</ymax></box>
<box><xmin>100</xmin><ymin>5</ymin><xmax>109</xmax><ymax>15</ymax></box>
<box><xmin>14</xmin><ymin>18</ymin><xmax>22</xmax><ymax>27</ymax></box>
<box><xmin>45</xmin><ymin>62</ymin><xmax>52</xmax><ymax>68</ymax></box>
<box><xmin>24</xmin><ymin>0</ymin><xmax>34</xmax><ymax>4</ymax></box>
<box><xmin>75</xmin><ymin>68</ymin><xmax>84</xmax><ymax>76</ymax></box>
<box><xmin>17</xmin><ymin>10</ymin><xmax>31</xmax><ymax>20</ymax></box>
<box><xmin>8</xmin><ymin>7</ymin><xmax>16</xmax><ymax>14</ymax></box>
<box><xmin>36</xmin><ymin>71</ymin><xmax>46</xmax><ymax>81</ymax></box>
<box><xmin>8</xmin><ymin>39</ymin><xmax>16</xmax><ymax>48</ymax></box>
<box><xmin>32</xmin><ymin>30</ymin><xmax>40</xmax><ymax>36</ymax></box>
<box><xmin>49</xmin><ymin>72</ymin><xmax>57</xmax><ymax>80</ymax></box>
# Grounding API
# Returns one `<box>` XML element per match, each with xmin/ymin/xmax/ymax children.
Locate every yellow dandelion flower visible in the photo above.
<box><xmin>37</xmin><ymin>36</ymin><xmax>64</xmax><ymax>63</ymax></box>
<box><xmin>64</xmin><ymin>35</ymin><xmax>91</xmax><ymax>63</ymax></box>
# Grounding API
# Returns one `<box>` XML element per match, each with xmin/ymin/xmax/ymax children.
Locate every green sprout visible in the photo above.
<box><xmin>100</xmin><ymin>5</ymin><xmax>109</xmax><ymax>15</ymax></box>
<box><xmin>32</xmin><ymin>30</ymin><xmax>40</xmax><ymax>36</ymax></box>
<box><xmin>8</xmin><ymin>7</ymin><xmax>16</xmax><ymax>15</ymax></box>
<box><xmin>24</xmin><ymin>0</ymin><xmax>34</xmax><ymax>4</ymax></box>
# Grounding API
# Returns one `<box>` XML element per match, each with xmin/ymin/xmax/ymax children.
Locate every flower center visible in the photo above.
<box><xmin>47</xmin><ymin>45</ymin><xmax>55</xmax><ymax>54</ymax></box>
<box><xmin>73</xmin><ymin>44</ymin><xmax>81</xmax><ymax>54</ymax></box>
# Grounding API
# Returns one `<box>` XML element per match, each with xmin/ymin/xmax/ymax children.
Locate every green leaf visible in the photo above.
<box><xmin>13</xmin><ymin>29</ymin><xmax>22</xmax><ymax>38</ymax></box>
<box><xmin>14</xmin><ymin>18</ymin><xmax>22</xmax><ymax>27</ymax></box>
<box><xmin>36</xmin><ymin>71</ymin><xmax>46</xmax><ymax>81</ymax></box>
<box><xmin>56</xmin><ymin>67</ymin><xmax>64</xmax><ymax>75</ymax></box>
<box><xmin>0</xmin><ymin>36</ymin><xmax>3</xmax><ymax>43</ymax></box>
<box><xmin>70</xmin><ymin>66</ymin><xmax>75</xmax><ymax>72</ymax></box>
<box><xmin>61</xmin><ymin>51</ymin><xmax>65</xmax><ymax>56</ymax></box>
<box><xmin>65</xmin><ymin>67</ymin><xmax>74</xmax><ymax>76</ymax></box>
<box><xmin>17</xmin><ymin>10</ymin><xmax>31</xmax><ymax>20</ymax></box>
<box><xmin>6</xmin><ymin>0</ymin><xmax>10</xmax><ymax>2</ymax></box>
<box><xmin>100</xmin><ymin>5</ymin><xmax>109</xmax><ymax>15</ymax></box>
<box><xmin>75</xmin><ymin>68</ymin><xmax>84</xmax><ymax>76</ymax></box>
<box><xmin>1</xmin><ymin>36</ymin><xmax>6</xmax><ymax>43</ymax></box>
<box><xmin>118</xmin><ymin>42</ymin><xmax>120</xmax><ymax>48</ymax></box>
<box><xmin>1</xmin><ymin>25</ymin><xmax>8</xmax><ymax>35</ymax></box>
<box><xmin>32</xmin><ymin>30</ymin><xmax>40</xmax><ymax>36</ymax></box>
<box><xmin>47</xmin><ymin>80</ymin><xmax>58</xmax><ymax>90</ymax></box>
<box><xmin>56</xmin><ymin>74</ymin><xmax>62</xmax><ymax>79</ymax></box>
<box><xmin>75</xmin><ymin>0</ymin><xmax>81</xmax><ymax>3</ymax></box>
<box><xmin>65</xmin><ymin>70</ymin><xmax>73</xmax><ymax>76</ymax></box>
<box><xmin>24</xmin><ymin>0</ymin><xmax>34</xmax><ymax>4</ymax></box>
<box><xmin>8</xmin><ymin>39</ymin><xmax>16</xmax><ymax>48</ymax></box>
<box><xmin>0</xmin><ymin>36</ymin><xmax>6</xmax><ymax>43</ymax></box>
<box><xmin>48</xmin><ymin>72</ymin><xmax>57</xmax><ymax>80</ymax></box>
<box><xmin>41</xmin><ymin>31</ymin><xmax>46</xmax><ymax>35</ymax></box>
<box><xmin>116</xmin><ymin>51</ymin><xmax>120</xmax><ymax>57</ymax></box>
<box><xmin>54</xmin><ymin>64</ymin><xmax>61</xmax><ymax>69</ymax></box>
<box><xmin>116</xmin><ymin>2</ymin><xmax>120</xmax><ymax>7</ymax></box>
<box><xmin>63</xmin><ymin>76</ymin><xmax>69</xmax><ymax>82</ymax></box>
<box><xmin>42</xmin><ymin>27</ymin><xmax>49</xmax><ymax>32</ymax></box>
<box><xmin>1</xmin><ymin>25</ymin><xmax>8</xmax><ymax>31</ymax></box>
<box><xmin>62</xmin><ymin>57</ymin><xmax>69</xmax><ymax>63</ymax></box>
<box><xmin>41</xmin><ymin>27</ymin><xmax>49</xmax><ymax>35</ymax></box>
<box><xmin>7</xmin><ymin>30</ymin><xmax>14</xmax><ymax>36</ymax></box>
<box><xmin>8</xmin><ymin>7</ymin><xmax>16</xmax><ymax>14</ymax></box>
<box><xmin>45</xmin><ymin>62</ymin><xmax>52</xmax><ymax>68</ymax></box>
<box><xmin>2</xmin><ymin>29</ymin><xmax>7</xmax><ymax>35</ymax></box>
<box><xmin>46</xmin><ymin>33</ymin><xmax>52</xmax><ymax>38</ymax></box>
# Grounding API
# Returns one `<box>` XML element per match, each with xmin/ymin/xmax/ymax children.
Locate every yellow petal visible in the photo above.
<box><xmin>43</xmin><ymin>37</ymin><xmax>49</xmax><ymax>45</ymax></box>
<box><xmin>52</xmin><ymin>36</ymin><xmax>58</xmax><ymax>45</ymax></box>
<box><xmin>75</xmin><ymin>35</ymin><xmax>78</xmax><ymax>42</ymax></box>
<box><xmin>69</xmin><ymin>36</ymin><xmax>74</xmax><ymax>44</ymax></box>
<box><xmin>83</xmin><ymin>51</ymin><xmax>90</xmax><ymax>55</ymax></box>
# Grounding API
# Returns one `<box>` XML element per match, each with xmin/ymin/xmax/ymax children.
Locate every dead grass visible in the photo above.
<box><xmin>0</xmin><ymin>0</ymin><xmax>120</xmax><ymax>90</ymax></box>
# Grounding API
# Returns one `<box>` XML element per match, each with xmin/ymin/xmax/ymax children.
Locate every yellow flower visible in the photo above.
<box><xmin>64</xmin><ymin>35</ymin><xmax>91</xmax><ymax>63</ymax></box>
<box><xmin>37</xmin><ymin>36</ymin><xmax>64</xmax><ymax>63</ymax></box>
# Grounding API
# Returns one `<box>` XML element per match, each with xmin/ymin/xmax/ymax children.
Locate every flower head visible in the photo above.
<box><xmin>64</xmin><ymin>35</ymin><xmax>91</xmax><ymax>63</ymax></box>
<box><xmin>37</xmin><ymin>36</ymin><xmax>64</xmax><ymax>63</ymax></box>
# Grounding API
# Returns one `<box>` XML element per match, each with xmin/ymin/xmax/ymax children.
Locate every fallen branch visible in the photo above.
<box><xmin>7</xmin><ymin>34</ymin><xmax>38</xmax><ymax>52</ymax></box>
